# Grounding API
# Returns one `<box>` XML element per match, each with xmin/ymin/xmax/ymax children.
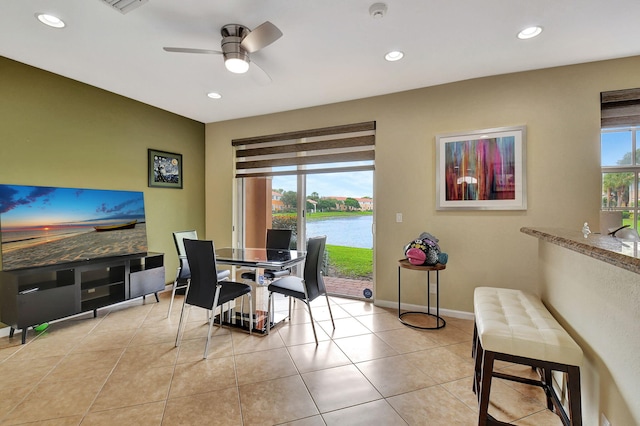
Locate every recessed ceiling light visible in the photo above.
<box><xmin>35</xmin><ymin>13</ymin><xmax>65</xmax><ymax>28</ymax></box>
<box><xmin>207</xmin><ymin>92</ymin><xmax>222</xmax><ymax>99</ymax></box>
<box><xmin>517</xmin><ymin>26</ymin><xmax>542</xmax><ymax>40</ymax></box>
<box><xmin>385</xmin><ymin>51</ymin><xmax>404</xmax><ymax>62</ymax></box>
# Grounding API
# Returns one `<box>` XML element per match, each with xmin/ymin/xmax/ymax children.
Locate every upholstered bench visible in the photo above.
<box><xmin>473</xmin><ymin>287</ymin><xmax>583</xmax><ymax>426</ymax></box>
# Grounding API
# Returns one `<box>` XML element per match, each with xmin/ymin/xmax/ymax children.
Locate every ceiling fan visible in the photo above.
<box><xmin>163</xmin><ymin>21</ymin><xmax>283</xmax><ymax>83</ymax></box>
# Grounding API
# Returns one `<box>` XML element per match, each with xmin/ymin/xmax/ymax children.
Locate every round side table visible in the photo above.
<box><xmin>397</xmin><ymin>258</ymin><xmax>446</xmax><ymax>330</ymax></box>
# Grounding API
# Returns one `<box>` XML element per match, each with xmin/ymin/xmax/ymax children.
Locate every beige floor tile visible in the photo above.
<box><xmin>81</xmin><ymin>401</ymin><xmax>165</xmax><ymax>426</ymax></box>
<box><xmin>117</xmin><ymin>341</ymin><xmax>178</xmax><ymax>371</ymax></box>
<box><xmin>231</xmin><ymin>329</ymin><xmax>285</xmax><ymax>354</ymax></box>
<box><xmin>339</xmin><ymin>301</ymin><xmax>388</xmax><ymax>316</ymax></box>
<box><xmin>512</xmin><ymin>408</ymin><xmax>564</xmax><ymax>425</ymax></box>
<box><xmin>129</xmin><ymin>322</ymin><xmax>181</xmax><ymax>346</ymax></box>
<box><xmin>427</xmin><ymin>324</ymin><xmax>473</xmax><ymax>347</ymax></box>
<box><xmin>317</xmin><ymin>317</ymin><xmax>371</xmax><ymax>339</ymax></box>
<box><xmin>445</xmin><ymin>340</ymin><xmax>474</xmax><ymax>361</ymax></box>
<box><xmin>175</xmin><ymin>332</ymin><xmax>233</xmax><ymax>363</ymax></box>
<box><xmin>163</xmin><ymin>387</ymin><xmax>243</xmax><ymax>426</ymax></box>
<box><xmin>322</xmin><ymin>399</ymin><xmax>409</xmax><ymax>426</ymax></box>
<box><xmin>354</xmin><ymin>312</ymin><xmax>405</xmax><ymax>332</ymax></box>
<box><xmin>7</xmin><ymin>332</ymin><xmax>82</xmax><ymax>361</ymax></box>
<box><xmin>169</xmin><ymin>355</ymin><xmax>236</xmax><ymax>398</ymax></box>
<box><xmin>498</xmin><ymin>364</ymin><xmax>551</xmax><ymax>405</ymax></box>
<box><xmin>387</xmin><ymin>385</ymin><xmax>477</xmax><ymax>425</ymax></box>
<box><xmin>2</xmin><ymin>376</ymin><xmax>104</xmax><ymax>425</ymax></box>
<box><xmin>0</xmin><ymin>386</ymin><xmax>32</xmax><ymax>422</ymax></box>
<box><xmin>0</xmin><ymin>354</ymin><xmax>62</xmax><ymax>390</ymax></box>
<box><xmin>279</xmin><ymin>415</ymin><xmax>326</xmax><ymax>426</ymax></box>
<box><xmin>301</xmin><ymin>364</ymin><xmax>382</xmax><ymax>413</ymax></box>
<box><xmin>443</xmin><ymin>316</ymin><xmax>475</xmax><ymax>334</ymax></box>
<box><xmin>403</xmin><ymin>346</ymin><xmax>474</xmax><ymax>384</ymax></box>
<box><xmin>235</xmin><ymin>346</ymin><xmax>298</xmax><ymax>385</ymax></box>
<box><xmin>239</xmin><ymin>375</ymin><xmax>318</xmax><ymax>425</ymax></box>
<box><xmin>43</xmin><ymin>348</ymin><xmax>123</xmax><ymax>383</ymax></box>
<box><xmin>356</xmin><ymin>355</ymin><xmax>437</xmax><ymax>397</ymax></box>
<box><xmin>277</xmin><ymin>322</ymin><xmax>330</xmax><ymax>346</ymax></box>
<box><xmin>375</xmin><ymin>327</ymin><xmax>440</xmax><ymax>353</ymax></box>
<box><xmin>70</xmin><ymin>328</ymin><xmax>137</xmax><ymax>353</ymax></box>
<box><xmin>442</xmin><ymin>376</ymin><xmax>549</xmax><ymax>423</ymax></box>
<box><xmin>286</xmin><ymin>340</ymin><xmax>351</xmax><ymax>373</ymax></box>
<box><xmin>26</xmin><ymin>416</ymin><xmax>83</xmax><ymax>425</ymax></box>
<box><xmin>333</xmin><ymin>333</ymin><xmax>399</xmax><ymax>363</ymax></box>
<box><xmin>90</xmin><ymin>365</ymin><xmax>174</xmax><ymax>412</ymax></box>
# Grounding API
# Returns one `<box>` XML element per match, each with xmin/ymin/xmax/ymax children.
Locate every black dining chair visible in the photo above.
<box><xmin>166</xmin><ymin>230</ymin><xmax>230</xmax><ymax>318</ymax></box>
<box><xmin>240</xmin><ymin>228</ymin><xmax>293</xmax><ymax>283</ymax></box>
<box><xmin>266</xmin><ymin>235</ymin><xmax>334</xmax><ymax>345</ymax></box>
<box><xmin>175</xmin><ymin>239</ymin><xmax>252</xmax><ymax>359</ymax></box>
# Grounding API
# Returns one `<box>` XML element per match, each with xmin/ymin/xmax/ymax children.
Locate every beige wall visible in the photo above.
<box><xmin>0</xmin><ymin>57</ymin><xmax>206</xmax><ymax>298</ymax></box>
<box><xmin>539</xmin><ymin>240</ymin><xmax>639</xmax><ymax>425</ymax></box>
<box><xmin>205</xmin><ymin>55</ymin><xmax>640</xmax><ymax>425</ymax></box>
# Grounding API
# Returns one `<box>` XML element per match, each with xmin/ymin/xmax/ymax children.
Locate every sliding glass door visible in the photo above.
<box><xmin>233</xmin><ymin>122</ymin><xmax>375</xmax><ymax>299</ymax></box>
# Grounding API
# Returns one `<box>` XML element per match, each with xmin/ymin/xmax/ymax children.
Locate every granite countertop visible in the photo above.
<box><xmin>520</xmin><ymin>227</ymin><xmax>640</xmax><ymax>275</ymax></box>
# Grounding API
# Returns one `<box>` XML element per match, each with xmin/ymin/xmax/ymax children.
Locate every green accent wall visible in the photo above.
<box><xmin>0</xmin><ymin>56</ymin><xmax>206</xmax><ymax>320</ymax></box>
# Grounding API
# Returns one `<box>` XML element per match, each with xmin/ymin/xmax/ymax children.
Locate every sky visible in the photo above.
<box><xmin>0</xmin><ymin>185</ymin><xmax>145</xmax><ymax>229</ymax></box>
<box><xmin>601</xmin><ymin>130</ymin><xmax>637</xmax><ymax>166</ymax></box>
<box><xmin>272</xmin><ymin>170</ymin><xmax>373</xmax><ymax>198</ymax></box>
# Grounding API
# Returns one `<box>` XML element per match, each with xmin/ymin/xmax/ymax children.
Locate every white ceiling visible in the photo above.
<box><xmin>2</xmin><ymin>1</ymin><xmax>640</xmax><ymax>124</ymax></box>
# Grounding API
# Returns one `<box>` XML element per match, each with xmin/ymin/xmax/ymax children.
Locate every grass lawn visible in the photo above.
<box><xmin>325</xmin><ymin>244</ymin><xmax>372</xmax><ymax>280</ymax></box>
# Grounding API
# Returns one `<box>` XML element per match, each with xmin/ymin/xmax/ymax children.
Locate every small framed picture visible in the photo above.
<box><xmin>148</xmin><ymin>149</ymin><xmax>183</xmax><ymax>189</ymax></box>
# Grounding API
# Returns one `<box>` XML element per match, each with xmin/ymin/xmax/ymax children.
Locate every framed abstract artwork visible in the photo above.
<box><xmin>148</xmin><ymin>149</ymin><xmax>183</xmax><ymax>189</ymax></box>
<box><xmin>435</xmin><ymin>126</ymin><xmax>526</xmax><ymax>210</ymax></box>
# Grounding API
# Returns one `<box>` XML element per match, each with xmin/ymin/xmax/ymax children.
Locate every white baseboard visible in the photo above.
<box><xmin>374</xmin><ymin>299</ymin><xmax>474</xmax><ymax>321</ymax></box>
<box><xmin>0</xmin><ymin>326</ymin><xmax>9</xmax><ymax>338</ymax></box>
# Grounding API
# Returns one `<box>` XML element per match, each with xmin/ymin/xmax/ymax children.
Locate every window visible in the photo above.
<box><xmin>601</xmin><ymin>126</ymin><xmax>640</xmax><ymax>229</ymax></box>
<box><xmin>601</xmin><ymin>88</ymin><xmax>640</xmax><ymax>231</ymax></box>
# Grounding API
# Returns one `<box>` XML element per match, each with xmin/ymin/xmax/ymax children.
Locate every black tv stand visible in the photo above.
<box><xmin>0</xmin><ymin>253</ymin><xmax>164</xmax><ymax>344</ymax></box>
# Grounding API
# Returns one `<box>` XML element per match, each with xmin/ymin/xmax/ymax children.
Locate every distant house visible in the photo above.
<box><xmin>323</xmin><ymin>196</ymin><xmax>373</xmax><ymax>211</ymax></box>
<box><xmin>272</xmin><ymin>191</ymin><xmax>284</xmax><ymax>211</ymax></box>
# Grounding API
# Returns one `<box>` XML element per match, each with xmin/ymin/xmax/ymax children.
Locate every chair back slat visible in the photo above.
<box><xmin>266</xmin><ymin>229</ymin><xmax>292</xmax><ymax>250</ymax></box>
<box><xmin>173</xmin><ymin>230</ymin><xmax>198</xmax><ymax>258</ymax></box>
<box><xmin>303</xmin><ymin>236</ymin><xmax>326</xmax><ymax>301</ymax></box>
<box><xmin>184</xmin><ymin>239</ymin><xmax>220</xmax><ymax>310</ymax></box>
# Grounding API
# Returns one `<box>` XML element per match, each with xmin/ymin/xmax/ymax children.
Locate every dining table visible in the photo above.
<box><xmin>215</xmin><ymin>247</ymin><xmax>306</xmax><ymax>332</ymax></box>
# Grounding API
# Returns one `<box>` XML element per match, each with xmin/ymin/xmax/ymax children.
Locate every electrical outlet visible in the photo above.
<box><xmin>429</xmin><ymin>283</ymin><xmax>437</xmax><ymax>293</ymax></box>
<box><xmin>396</xmin><ymin>213</ymin><xmax>403</xmax><ymax>223</ymax></box>
<box><xmin>601</xmin><ymin>413</ymin><xmax>611</xmax><ymax>426</ymax></box>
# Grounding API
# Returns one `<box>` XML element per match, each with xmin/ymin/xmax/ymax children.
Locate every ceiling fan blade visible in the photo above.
<box><xmin>241</xmin><ymin>21</ymin><xmax>282</xmax><ymax>53</ymax></box>
<box><xmin>163</xmin><ymin>47</ymin><xmax>222</xmax><ymax>55</ymax></box>
<box><xmin>249</xmin><ymin>60</ymin><xmax>272</xmax><ymax>86</ymax></box>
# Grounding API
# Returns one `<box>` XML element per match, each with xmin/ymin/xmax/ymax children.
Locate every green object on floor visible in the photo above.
<box><xmin>34</xmin><ymin>323</ymin><xmax>49</xmax><ymax>332</ymax></box>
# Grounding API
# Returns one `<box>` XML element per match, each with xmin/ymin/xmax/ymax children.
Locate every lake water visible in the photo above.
<box><xmin>306</xmin><ymin>215</ymin><xmax>373</xmax><ymax>249</ymax></box>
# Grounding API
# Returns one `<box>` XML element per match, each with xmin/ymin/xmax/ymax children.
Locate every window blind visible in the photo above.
<box><xmin>601</xmin><ymin>88</ymin><xmax>640</xmax><ymax>128</ymax></box>
<box><xmin>232</xmin><ymin>121</ymin><xmax>375</xmax><ymax>178</ymax></box>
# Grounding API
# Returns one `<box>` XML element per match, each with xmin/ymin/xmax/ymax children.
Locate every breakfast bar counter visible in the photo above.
<box><xmin>520</xmin><ymin>226</ymin><xmax>640</xmax><ymax>275</ymax></box>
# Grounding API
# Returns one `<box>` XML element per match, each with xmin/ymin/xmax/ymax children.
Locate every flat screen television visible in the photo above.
<box><xmin>0</xmin><ymin>184</ymin><xmax>148</xmax><ymax>271</ymax></box>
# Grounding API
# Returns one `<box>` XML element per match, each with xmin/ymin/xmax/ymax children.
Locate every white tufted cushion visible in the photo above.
<box><xmin>474</xmin><ymin>287</ymin><xmax>583</xmax><ymax>367</ymax></box>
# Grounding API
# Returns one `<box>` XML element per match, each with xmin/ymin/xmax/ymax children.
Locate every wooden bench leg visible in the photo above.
<box><xmin>478</xmin><ymin>349</ymin><xmax>495</xmax><ymax>426</ymax></box>
<box><xmin>541</xmin><ymin>368</ymin><xmax>554</xmax><ymax>410</ymax></box>
<box><xmin>473</xmin><ymin>330</ymin><xmax>483</xmax><ymax>395</ymax></box>
<box><xmin>567</xmin><ymin>366</ymin><xmax>582</xmax><ymax>426</ymax></box>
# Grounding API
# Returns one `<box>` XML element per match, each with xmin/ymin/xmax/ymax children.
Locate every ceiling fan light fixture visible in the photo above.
<box><xmin>225</xmin><ymin>57</ymin><xmax>250</xmax><ymax>74</ymax></box>
<box><xmin>517</xmin><ymin>26</ymin><xmax>542</xmax><ymax>39</ymax></box>
<box><xmin>35</xmin><ymin>13</ymin><xmax>65</xmax><ymax>28</ymax></box>
<box><xmin>385</xmin><ymin>50</ymin><xmax>404</xmax><ymax>62</ymax></box>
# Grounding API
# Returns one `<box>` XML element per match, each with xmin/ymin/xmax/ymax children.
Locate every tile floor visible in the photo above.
<box><xmin>0</xmin><ymin>292</ymin><xmax>564</xmax><ymax>425</ymax></box>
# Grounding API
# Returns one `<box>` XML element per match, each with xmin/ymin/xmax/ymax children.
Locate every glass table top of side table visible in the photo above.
<box><xmin>215</xmin><ymin>247</ymin><xmax>306</xmax><ymax>333</ymax></box>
